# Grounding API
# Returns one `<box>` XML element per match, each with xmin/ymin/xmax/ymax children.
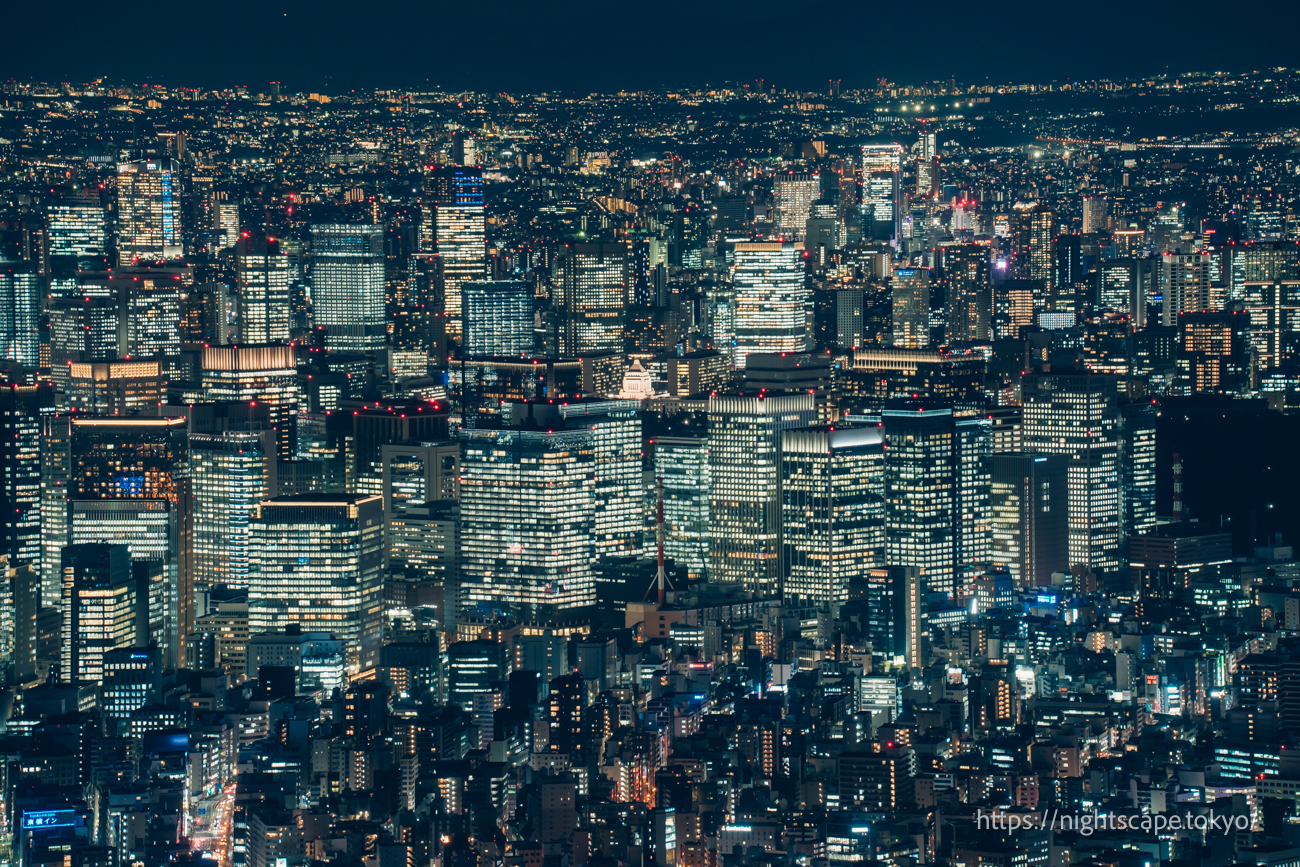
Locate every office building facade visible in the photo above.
<box><xmin>248</xmin><ymin>495</ymin><xmax>385</xmax><ymax>672</ymax></box>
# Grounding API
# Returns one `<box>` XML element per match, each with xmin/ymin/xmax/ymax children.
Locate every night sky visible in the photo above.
<box><xmin>6</xmin><ymin>0</ymin><xmax>1299</xmax><ymax>93</ymax></box>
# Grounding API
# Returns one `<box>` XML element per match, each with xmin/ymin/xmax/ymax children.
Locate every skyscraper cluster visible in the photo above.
<box><xmin>0</xmin><ymin>68</ymin><xmax>1295</xmax><ymax>867</ymax></box>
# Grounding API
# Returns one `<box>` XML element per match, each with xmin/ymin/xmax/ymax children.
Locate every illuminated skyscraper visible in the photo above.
<box><xmin>860</xmin><ymin>144</ymin><xmax>903</xmax><ymax>241</ymax></box>
<box><xmin>891</xmin><ymin>267</ymin><xmax>930</xmax><ymax>348</ymax></box>
<box><xmin>707</xmin><ymin>392</ymin><xmax>816</xmax><ymax>596</ymax></box>
<box><xmin>120</xmin><ymin>275</ymin><xmax>183</xmax><ymax>359</ymax></box>
<box><xmin>732</xmin><ymin>241</ymin><xmax>809</xmax><ymax>368</ymax></box>
<box><xmin>1118</xmin><ymin>399</ymin><xmax>1158</xmax><ymax>542</ymax></box>
<box><xmin>200</xmin><ymin>345</ymin><xmax>299</xmax><ymax>461</ymax></box>
<box><xmin>881</xmin><ymin>403</ymin><xmax>990</xmax><ymax>600</ymax></box>
<box><xmin>560</xmin><ymin>400</ymin><xmax>643</xmax><ymax>560</ymax></box>
<box><xmin>116</xmin><ymin>159</ymin><xmax>182</xmax><ymax>264</ymax></box>
<box><xmin>68</xmin><ymin>415</ymin><xmax>190</xmax><ymax>665</ymax></box>
<box><xmin>1160</xmin><ymin>253</ymin><xmax>1211</xmax><ymax>326</ymax></box>
<box><xmin>916</xmin><ymin>131</ymin><xmax>936</xmax><ymax>195</ymax></box>
<box><xmin>653</xmin><ymin>436</ymin><xmax>709</xmax><ymax>579</ymax></box>
<box><xmin>558</xmin><ymin>244</ymin><xmax>628</xmax><ymax>356</ymax></box>
<box><xmin>1022</xmin><ymin>374</ymin><xmax>1122</xmax><ymax>574</ymax></box>
<box><xmin>989</xmin><ymin>453</ymin><xmax>1069</xmax><ymax>589</ymax></box>
<box><xmin>458</xmin><ymin>404</ymin><xmax>596</xmax><ymax>620</ymax></box>
<box><xmin>773</xmin><ymin>172</ymin><xmax>820</xmax><ymax>239</ymax></box>
<box><xmin>46</xmin><ymin>193</ymin><xmax>106</xmax><ymax>296</ymax></box>
<box><xmin>431</xmin><ymin>167</ymin><xmax>486</xmax><ymax>344</ymax></box>
<box><xmin>0</xmin><ymin>384</ymin><xmax>47</xmax><ymax>574</ymax></box>
<box><xmin>940</xmin><ymin>244</ymin><xmax>991</xmax><ymax>342</ymax></box>
<box><xmin>310</xmin><ymin>224</ymin><xmax>386</xmax><ymax>352</ymax></box>
<box><xmin>59</xmin><ymin>543</ymin><xmax>137</xmax><ymax>684</ymax></box>
<box><xmin>235</xmin><ymin>231</ymin><xmax>291</xmax><ymax>344</ymax></box>
<box><xmin>1011</xmin><ymin>206</ymin><xmax>1055</xmax><ymax>297</ymax></box>
<box><xmin>191</xmin><ymin>430</ymin><xmax>277</xmax><ymax>591</ymax></box>
<box><xmin>1081</xmin><ymin>197</ymin><xmax>1109</xmax><ymax>234</ymax></box>
<box><xmin>780</xmin><ymin>425</ymin><xmax>885</xmax><ymax>608</ymax></box>
<box><xmin>0</xmin><ymin>262</ymin><xmax>40</xmax><ymax>368</ymax></box>
<box><xmin>248</xmin><ymin>495</ymin><xmax>385</xmax><ymax>672</ymax></box>
<box><xmin>462</xmin><ymin>280</ymin><xmax>534</xmax><ymax>357</ymax></box>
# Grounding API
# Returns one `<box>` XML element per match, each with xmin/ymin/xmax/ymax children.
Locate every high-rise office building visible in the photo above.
<box><xmin>1118</xmin><ymin>399</ymin><xmax>1158</xmax><ymax>541</ymax></box>
<box><xmin>67</xmin><ymin>361</ymin><xmax>163</xmax><ymax>415</ymax></box>
<box><xmin>1160</xmin><ymin>253</ymin><xmax>1211</xmax><ymax>326</ymax></box>
<box><xmin>941</xmin><ymin>245</ymin><xmax>991</xmax><ymax>342</ymax></box>
<box><xmin>559</xmin><ymin>400</ymin><xmax>643</xmax><ymax>560</ymax></box>
<box><xmin>1176</xmin><ymin>310</ymin><xmax>1250</xmax><ymax>395</ymax></box>
<box><xmin>956</xmin><ymin>414</ymin><xmax>993</xmax><ymax>570</ymax></box>
<box><xmin>883</xmin><ymin>403</ymin><xmax>956</xmax><ymax>600</ymax></box>
<box><xmin>462</xmin><ymin>281</ymin><xmax>533</xmax><ymax>357</ymax></box>
<box><xmin>732</xmin><ymin>242</ymin><xmax>809</xmax><ymax>367</ymax></box>
<box><xmin>1011</xmin><ymin>206</ymin><xmax>1055</xmax><ymax>293</ymax></box>
<box><xmin>0</xmin><ymin>384</ymin><xmax>47</xmax><ymax>574</ymax></box>
<box><xmin>59</xmin><ymin>543</ymin><xmax>138</xmax><ymax>684</ymax></box>
<box><xmin>47</xmin><ymin>193</ymin><xmax>106</xmax><ymax>296</ymax></box>
<box><xmin>48</xmin><ymin>296</ymin><xmax>118</xmax><ymax>394</ymax></box>
<box><xmin>431</xmin><ymin>167</ymin><xmax>486</xmax><ymax>344</ymax></box>
<box><xmin>773</xmin><ymin>173</ymin><xmax>820</xmax><ymax>239</ymax></box>
<box><xmin>458</xmin><ymin>405</ymin><xmax>596</xmax><ymax>620</ymax></box>
<box><xmin>350</xmin><ymin>402</ymin><xmax>451</xmax><ymax>497</ymax></box>
<box><xmin>120</xmin><ymin>275</ymin><xmax>183</xmax><ymax>359</ymax></box>
<box><xmin>1081</xmin><ymin>197</ymin><xmax>1109</xmax><ymax>234</ymax></box>
<box><xmin>179</xmin><ymin>283</ymin><xmax>230</xmax><ymax>346</ymax></box>
<box><xmin>235</xmin><ymin>231</ymin><xmax>291</xmax><ymax>344</ymax></box>
<box><xmin>68</xmin><ymin>414</ymin><xmax>189</xmax><ymax>667</ymax></box>
<box><xmin>891</xmin><ymin>268</ymin><xmax>930</xmax><ymax>349</ymax></box>
<box><xmin>861</xmin><ymin>145</ymin><xmax>903</xmax><ymax>241</ymax></box>
<box><xmin>39</xmin><ymin>415</ymin><xmax>71</xmax><ymax>607</ymax></box>
<box><xmin>248</xmin><ymin>495</ymin><xmax>385</xmax><ymax>672</ymax></box>
<box><xmin>116</xmin><ymin>159</ymin><xmax>183</xmax><ymax>264</ymax></box>
<box><xmin>780</xmin><ymin>426</ymin><xmax>885</xmax><ymax>608</ymax></box>
<box><xmin>191</xmin><ymin>430</ymin><xmax>277</xmax><ymax>591</ymax></box>
<box><xmin>200</xmin><ymin>345</ymin><xmax>299</xmax><ymax>461</ymax></box>
<box><xmin>310</xmin><ymin>224</ymin><xmax>386</xmax><ymax>352</ymax></box>
<box><xmin>707</xmin><ymin>393</ymin><xmax>817</xmax><ymax>595</ymax></box>
<box><xmin>102</xmin><ymin>646</ymin><xmax>160</xmax><ymax>720</ymax></box>
<box><xmin>990</xmin><ymin>453</ymin><xmax>1069</xmax><ymax>589</ymax></box>
<box><xmin>865</xmin><ymin>565</ymin><xmax>923</xmax><ymax>669</ymax></box>
<box><xmin>654</xmin><ymin>436</ymin><xmax>710</xmax><ymax>579</ymax></box>
<box><xmin>1022</xmin><ymin>374</ymin><xmax>1122</xmax><ymax>574</ymax></box>
<box><xmin>0</xmin><ymin>261</ymin><xmax>40</xmax><ymax>368</ymax></box>
<box><xmin>916</xmin><ymin>131</ymin><xmax>936</xmax><ymax>195</ymax></box>
<box><xmin>557</xmin><ymin>244</ymin><xmax>628</xmax><ymax>357</ymax></box>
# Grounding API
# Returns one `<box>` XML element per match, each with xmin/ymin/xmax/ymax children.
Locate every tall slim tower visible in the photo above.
<box><xmin>116</xmin><ymin>159</ymin><xmax>182</xmax><ymax>264</ymax></box>
<box><xmin>432</xmin><ymin>166</ymin><xmax>486</xmax><ymax>345</ymax></box>
<box><xmin>941</xmin><ymin>244</ymin><xmax>991</xmax><ymax>342</ymax></box>
<box><xmin>310</xmin><ymin>224</ymin><xmax>387</xmax><ymax>352</ymax></box>
<box><xmin>0</xmin><ymin>262</ymin><xmax>40</xmax><ymax>368</ymax></box>
<box><xmin>732</xmin><ymin>241</ymin><xmax>809</xmax><ymax>368</ymax></box>
<box><xmin>916</xmin><ymin>131</ymin><xmax>936</xmax><ymax>195</ymax></box>
<box><xmin>707</xmin><ymin>392</ymin><xmax>817</xmax><ymax>596</ymax></box>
